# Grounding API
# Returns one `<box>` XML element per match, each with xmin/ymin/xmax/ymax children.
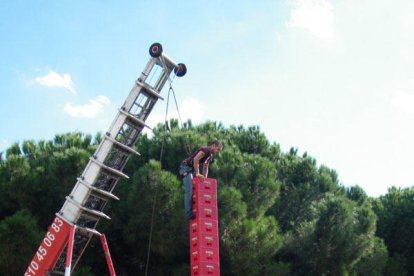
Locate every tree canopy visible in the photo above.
<box><xmin>0</xmin><ymin>120</ymin><xmax>412</xmax><ymax>275</ymax></box>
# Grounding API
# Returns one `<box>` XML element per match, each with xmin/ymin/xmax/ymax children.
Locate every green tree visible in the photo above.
<box><xmin>215</xmin><ymin>147</ymin><xmax>282</xmax><ymax>275</ymax></box>
<box><xmin>105</xmin><ymin>160</ymin><xmax>187</xmax><ymax>275</ymax></box>
<box><xmin>273</xmin><ymin>151</ymin><xmax>343</xmax><ymax>232</ymax></box>
<box><xmin>217</xmin><ymin>150</ymin><xmax>280</xmax><ymax>218</ymax></box>
<box><xmin>219</xmin><ymin>186</ymin><xmax>282</xmax><ymax>276</ymax></box>
<box><xmin>279</xmin><ymin>196</ymin><xmax>378</xmax><ymax>276</ymax></box>
<box><xmin>0</xmin><ymin>210</ymin><xmax>42</xmax><ymax>275</ymax></box>
<box><xmin>351</xmin><ymin>237</ymin><xmax>388</xmax><ymax>276</ymax></box>
<box><xmin>373</xmin><ymin>187</ymin><xmax>414</xmax><ymax>275</ymax></box>
<box><xmin>227</xmin><ymin>125</ymin><xmax>270</xmax><ymax>155</ymax></box>
<box><xmin>0</xmin><ymin>133</ymin><xmax>94</xmax><ymax>227</ymax></box>
<box><xmin>346</xmin><ymin>185</ymin><xmax>368</xmax><ymax>205</ymax></box>
<box><xmin>0</xmin><ymin>123</ymin><xmax>396</xmax><ymax>276</ymax></box>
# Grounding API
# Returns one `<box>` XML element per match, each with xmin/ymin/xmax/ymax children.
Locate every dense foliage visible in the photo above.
<box><xmin>0</xmin><ymin>121</ymin><xmax>412</xmax><ymax>275</ymax></box>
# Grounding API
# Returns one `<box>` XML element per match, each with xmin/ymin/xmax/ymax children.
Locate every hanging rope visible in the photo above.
<box><xmin>159</xmin><ymin>55</ymin><xmax>189</xmax><ymax>154</ymax></box>
<box><xmin>158</xmin><ymin>55</ymin><xmax>186</xmax><ymax>133</ymax></box>
<box><xmin>159</xmin><ymin>86</ymin><xmax>172</xmax><ymax>162</ymax></box>
<box><xmin>144</xmin><ymin>83</ymin><xmax>172</xmax><ymax>276</ymax></box>
<box><xmin>170</xmin><ymin>86</ymin><xmax>183</xmax><ymax>129</ymax></box>
<box><xmin>169</xmin><ymin>85</ymin><xmax>192</xmax><ymax>155</ymax></box>
<box><xmin>158</xmin><ymin>54</ymin><xmax>191</xmax><ymax>155</ymax></box>
<box><xmin>145</xmin><ymin>58</ymin><xmax>193</xmax><ymax>274</ymax></box>
<box><xmin>144</xmin><ymin>191</ymin><xmax>157</xmax><ymax>276</ymax></box>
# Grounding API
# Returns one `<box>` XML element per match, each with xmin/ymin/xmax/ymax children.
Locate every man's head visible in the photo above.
<box><xmin>210</xmin><ymin>140</ymin><xmax>223</xmax><ymax>155</ymax></box>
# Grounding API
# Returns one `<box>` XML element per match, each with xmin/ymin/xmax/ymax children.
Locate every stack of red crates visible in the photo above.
<box><xmin>189</xmin><ymin>177</ymin><xmax>220</xmax><ymax>276</ymax></box>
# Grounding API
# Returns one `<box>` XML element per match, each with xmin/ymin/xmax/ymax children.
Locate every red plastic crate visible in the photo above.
<box><xmin>191</xmin><ymin>247</ymin><xmax>220</xmax><ymax>263</ymax></box>
<box><xmin>190</xmin><ymin>234</ymin><xmax>220</xmax><ymax>250</ymax></box>
<box><xmin>193</xmin><ymin>205</ymin><xmax>218</xmax><ymax>220</ymax></box>
<box><xmin>190</xmin><ymin>219</ymin><xmax>219</xmax><ymax>236</ymax></box>
<box><xmin>193</xmin><ymin>178</ymin><xmax>217</xmax><ymax>193</ymax></box>
<box><xmin>193</xmin><ymin>191</ymin><xmax>217</xmax><ymax>206</ymax></box>
<box><xmin>192</xmin><ymin>262</ymin><xmax>220</xmax><ymax>276</ymax></box>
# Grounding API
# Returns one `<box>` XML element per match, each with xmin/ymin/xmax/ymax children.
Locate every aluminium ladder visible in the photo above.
<box><xmin>24</xmin><ymin>43</ymin><xmax>187</xmax><ymax>276</ymax></box>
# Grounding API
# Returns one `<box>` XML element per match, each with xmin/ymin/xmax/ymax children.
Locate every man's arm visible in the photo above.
<box><xmin>203</xmin><ymin>163</ymin><xmax>209</xmax><ymax>178</ymax></box>
<box><xmin>193</xmin><ymin>151</ymin><xmax>205</xmax><ymax>177</ymax></box>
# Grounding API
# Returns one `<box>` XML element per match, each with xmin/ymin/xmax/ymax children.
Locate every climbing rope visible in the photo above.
<box><xmin>170</xmin><ymin>85</ymin><xmax>192</xmax><ymax>155</ymax></box>
<box><xmin>158</xmin><ymin>55</ymin><xmax>192</xmax><ymax>155</ymax></box>
<box><xmin>144</xmin><ymin>76</ymin><xmax>173</xmax><ymax>276</ymax></box>
<box><xmin>159</xmin><ymin>86</ymin><xmax>172</xmax><ymax>162</ymax></box>
<box><xmin>158</xmin><ymin>56</ymin><xmax>184</xmax><ymax>127</ymax></box>
<box><xmin>145</xmin><ymin>57</ymin><xmax>194</xmax><ymax>275</ymax></box>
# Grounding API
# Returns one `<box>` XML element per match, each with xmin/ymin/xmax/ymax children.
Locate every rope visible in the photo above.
<box><xmin>144</xmin><ymin>83</ymin><xmax>172</xmax><ymax>276</ymax></box>
<box><xmin>170</xmin><ymin>86</ymin><xmax>183</xmax><ymax>129</ymax></box>
<box><xmin>170</xmin><ymin>86</ymin><xmax>192</xmax><ymax>155</ymax></box>
<box><xmin>159</xmin><ymin>87</ymin><xmax>171</xmax><ymax>162</ymax></box>
<box><xmin>158</xmin><ymin>55</ymin><xmax>191</xmax><ymax>154</ymax></box>
<box><xmin>158</xmin><ymin>55</ymin><xmax>186</xmax><ymax>133</ymax></box>
<box><xmin>145</xmin><ymin>58</ymin><xmax>192</xmax><ymax>274</ymax></box>
<box><xmin>144</xmin><ymin>192</ymin><xmax>157</xmax><ymax>276</ymax></box>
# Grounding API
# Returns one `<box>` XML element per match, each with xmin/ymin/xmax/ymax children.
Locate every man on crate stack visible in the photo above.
<box><xmin>179</xmin><ymin>140</ymin><xmax>223</xmax><ymax>220</ymax></box>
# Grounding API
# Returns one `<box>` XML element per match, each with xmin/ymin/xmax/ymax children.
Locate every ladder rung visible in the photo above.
<box><xmin>65</xmin><ymin>196</ymin><xmax>111</xmax><ymax>220</ymax></box>
<box><xmin>76</xmin><ymin>225</ymin><xmax>102</xmax><ymax>236</ymax></box>
<box><xmin>105</xmin><ymin>134</ymin><xmax>141</xmax><ymax>156</ymax></box>
<box><xmin>135</xmin><ymin>80</ymin><xmax>164</xmax><ymax>100</ymax></box>
<box><xmin>77</xmin><ymin>213</ymin><xmax>99</xmax><ymax>225</ymax></box>
<box><xmin>118</xmin><ymin>108</ymin><xmax>152</xmax><ymax>130</ymax></box>
<box><xmin>77</xmin><ymin>177</ymin><xmax>120</xmax><ymax>201</ymax></box>
<box><xmin>89</xmin><ymin>157</ymin><xmax>129</xmax><ymax>179</ymax></box>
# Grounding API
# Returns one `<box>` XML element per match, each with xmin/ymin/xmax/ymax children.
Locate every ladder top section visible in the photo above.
<box><xmin>149</xmin><ymin>43</ymin><xmax>187</xmax><ymax>77</ymax></box>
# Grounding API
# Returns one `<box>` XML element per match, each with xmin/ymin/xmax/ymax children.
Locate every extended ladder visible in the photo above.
<box><xmin>24</xmin><ymin>43</ymin><xmax>187</xmax><ymax>276</ymax></box>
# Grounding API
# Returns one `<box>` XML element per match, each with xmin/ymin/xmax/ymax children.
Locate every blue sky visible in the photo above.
<box><xmin>1</xmin><ymin>0</ymin><xmax>414</xmax><ymax>197</ymax></box>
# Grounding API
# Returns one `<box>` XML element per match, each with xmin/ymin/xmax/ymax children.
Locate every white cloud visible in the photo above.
<box><xmin>390</xmin><ymin>90</ymin><xmax>414</xmax><ymax>115</ymax></box>
<box><xmin>34</xmin><ymin>71</ymin><xmax>76</xmax><ymax>95</ymax></box>
<box><xmin>286</xmin><ymin>0</ymin><xmax>335</xmax><ymax>42</ymax></box>
<box><xmin>64</xmin><ymin>95</ymin><xmax>111</xmax><ymax>118</ymax></box>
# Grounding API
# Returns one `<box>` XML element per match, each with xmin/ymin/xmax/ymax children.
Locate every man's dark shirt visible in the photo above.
<box><xmin>183</xmin><ymin>147</ymin><xmax>212</xmax><ymax>166</ymax></box>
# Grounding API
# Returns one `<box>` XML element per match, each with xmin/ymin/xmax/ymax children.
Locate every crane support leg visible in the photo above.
<box><xmin>65</xmin><ymin>226</ymin><xmax>76</xmax><ymax>276</ymax></box>
<box><xmin>100</xmin><ymin>234</ymin><xmax>116</xmax><ymax>276</ymax></box>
